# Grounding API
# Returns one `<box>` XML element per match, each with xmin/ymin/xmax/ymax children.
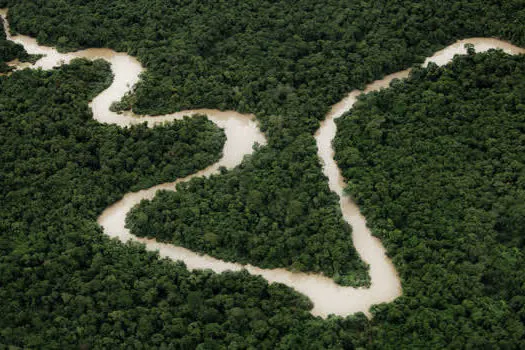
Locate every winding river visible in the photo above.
<box><xmin>3</xmin><ymin>8</ymin><xmax>525</xmax><ymax>318</ymax></box>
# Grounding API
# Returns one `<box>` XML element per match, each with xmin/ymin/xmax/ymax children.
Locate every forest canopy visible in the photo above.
<box><xmin>3</xmin><ymin>0</ymin><xmax>525</xmax><ymax>288</ymax></box>
<box><xmin>0</xmin><ymin>16</ymin><xmax>39</xmax><ymax>72</ymax></box>
<box><xmin>2</xmin><ymin>0</ymin><xmax>525</xmax><ymax>132</ymax></box>
<box><xmin>2</xmin><ymin>0</ymin><xmax>525</xmax><ymax>347</ymax></box>
<box><xmin>1</xmin><ymin>60</ymin><xmax>343</xmax><ymax>348</ymax></box>
<box><xmin>334</xmin><ymin>49</ymin><xmax>525</xmax><ymax>348</ymax></box>
<box><xmin>126</xmin><ymin>134</ymin><xmax>370</xmax><ymax>286</ymax></box>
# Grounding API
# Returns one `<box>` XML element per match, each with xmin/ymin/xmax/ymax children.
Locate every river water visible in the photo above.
<box><xmin>3</xmin><ymin>8</ymin><xmax>524</xmax><ymax>318</ymax></box>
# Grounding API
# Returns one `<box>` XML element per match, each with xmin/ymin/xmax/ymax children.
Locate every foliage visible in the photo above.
<box><xmin>0</xmin><ymin>16</ymin><xmax>39</xmax><ymax>72</ymax></box>
<box><xmin>334</xmin><ymin>50</ymin><xmax>525</xmax><ymax>348</ymax></box>
<box><xmin>0</xmin><ymin>59</ymin><xmax>373</xmax><ymax>350</ymax></box>
<box><xmin>4</xmin><ymin>0</ymin><xmax>525</xmax><ymax>291</ymax></box>
<box><xmin>4</xmin><ymin>0</ymin><xmax>525</xmax><ymax>287</ymax></box>
<box><xmin>127</xmin><ymin>134</ymin><xmax>369</xmax><ymax>286</ymax></box>
<box><xmin>0</xmin><ymin>61</ymin><xmax>334</xmax><ymax>348</ymax></box>
<box><xmin>2</xmin><ymin>0</ymin><xmax>525</xmax><ymax>131</ymax></box>
<box><xmin>2</xmin><ymin>0</ymin><xmax>525</xmax><ymax>347</ymax></box>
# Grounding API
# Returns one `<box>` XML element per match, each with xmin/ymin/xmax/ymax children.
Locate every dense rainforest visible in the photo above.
<box><xmin>126</xmin><ymin>136</ymin><xmax>369</xmax><ymax>286</ymax></box>
<box><xmin>0</xmin><ymin>16</ymin><xmax>39</xmax><ymax>72</ymax></box>
<box><xmin>3</xmin><ymin>0</ymin><xmax>525</xmax><ymax>129</ymax></box>
<box><xmin>0</xmin><ymin>60</ymin><xmax>351</xmax><ymax>348</ymax></box>
<box><xmin>2</xmin><ymin>0</ymin><xmax>525</xmax><ymax>286</ymax></box>
<box><xmin>1</xmin><ymin>0</ymin><xmax>525</xmax><ymax>348</ymax></box>
<box><xmin>334</xmin><ymin>49</ymin><xmax>525</xmax><ymax>348</ymax></box>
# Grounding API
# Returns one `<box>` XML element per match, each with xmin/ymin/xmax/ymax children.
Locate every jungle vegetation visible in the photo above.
<box><xmin>334</xmin><ymin>49</ymin><xmax>525</xmax><ymax>348</ymax></box>
<box><xmin>126</xmin><ymin>136</ymin><xmax>369</xmax><ymax>286</ymax></box>
<box><xmin>1</xmin><ymin>0</ymin><xmax>525</xmax><ymax>348</ymax></box>
<box><xmin>1</xmin><ymin>60</ymin><xmax>345</xmax><ymax>348</ymax></box>
<box><xmin>0</xmin><ymin>16</ymin><xmax>39</xmax><ymax>72</ymax></box>
<box><xmin>3</xmin><ymin>0</ymin><xmax>525</xmax><ymax>287</ymax></box>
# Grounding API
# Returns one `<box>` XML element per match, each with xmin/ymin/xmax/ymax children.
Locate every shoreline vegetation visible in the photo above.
<box><xmin>0</xmin><ymin>16</ymin><xmax>40</xmax><ymax>72</ymax></box>
<box><xmin>334</xmin><ymin>49</ymin><xmax>525</xmax><ymax>348</ymax></box>
<box><xmin>1</xmin><ymin>0</ymin><xmax>525</xmax><ymax>348</ymax></box>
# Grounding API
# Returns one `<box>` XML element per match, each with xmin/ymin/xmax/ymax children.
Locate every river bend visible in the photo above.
<box><xmin>3</xmin><ymin>8</ymin><xmax>524</xmax><ymax>318</ymax></box>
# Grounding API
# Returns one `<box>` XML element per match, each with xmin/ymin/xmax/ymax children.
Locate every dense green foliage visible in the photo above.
<box><xmin>2</xmin><ymin>0</ymin><xmax>372</xmax><ymax>285</ymax></box>
<box><xmin>0</xmin><ymin>16</ymin><xmax>39</xmax><ymax>72</ymax></box>
<box><xmin>1</xmin><ymin>61</ymin><xmax>226</xmax><ymax>207</ymax></box>
<box><xmin>127</xmin><ymin>136</ymin><xmax>369</xmax><ymax>286</ymax></box>
<box><xmin>0</xmin><ymin>61</ymin><xmax>376</xmax><ymax>349</ymax></box>
<box><xmin>335</xmin><ymin>50</ymin><xmax>525</xmax><ymax>347</ymax></box>
<box><xmin>0</xmin><ymin>61</ymin><xmax>336</xmax><ymax>348</ymax></box>
<box><xmin>3</xmin><ymin>0</ymin><xmax>525</xmax><ymax>130</ymax></box>
<box><xmin>3</xmin><ymin>0</ymin><xmax>525</xmax><ymax>347</ymax></box>
<box><xmin>4</xmin><ymin>0</ymin><xmax>525</xmax><ymax>286</ymax></box>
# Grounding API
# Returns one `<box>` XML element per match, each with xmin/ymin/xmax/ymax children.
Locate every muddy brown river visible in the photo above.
<box><xmin>3</xmin><ymin>8</ymin><xmax>524</xmax><ymax>318</ymax></box>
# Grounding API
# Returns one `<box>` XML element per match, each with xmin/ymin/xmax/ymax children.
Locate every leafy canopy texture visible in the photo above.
<box><xmin>334</xmin><ymin>50</ymin><xmax>525</xmax><ymax>348</ymax></box>
<box><xmin>4</xmin><ymin>0</ymin><xmax>525</xmax><ymax>287</ymax></box>
<box><xmin>2</xmin><ymin>0</ymin><xmax>525</xmax><ymax>347</ymax></box>
<box><xmin>0</xmin><ymin>16</ymin><xmax>40</xmax><ymax>72</ymax></box>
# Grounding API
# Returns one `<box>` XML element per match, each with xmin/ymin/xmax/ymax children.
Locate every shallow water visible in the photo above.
<box><xmin>4</xmin><ymin>8</ymin><xmax>524</xmax><ymax>317</ymax></box>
